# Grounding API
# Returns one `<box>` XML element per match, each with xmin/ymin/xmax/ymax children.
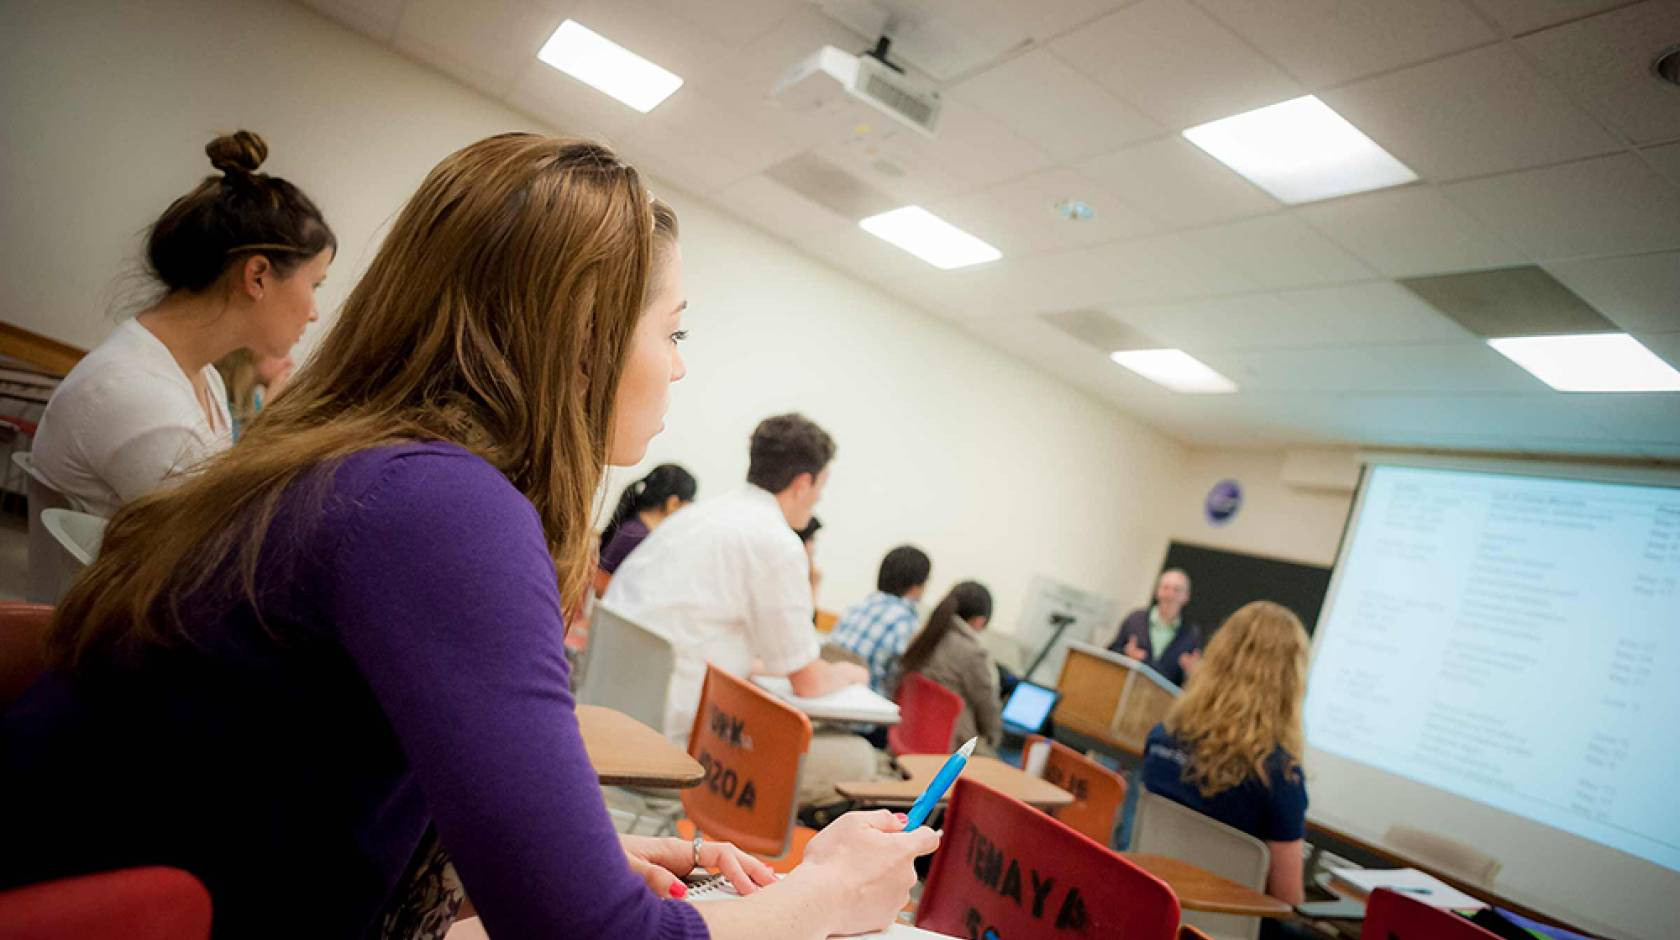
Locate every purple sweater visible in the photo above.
<box><xmin>0</xmin><ymin>442</ymin><xmax>709</xmax><ymax>940</ymax></box>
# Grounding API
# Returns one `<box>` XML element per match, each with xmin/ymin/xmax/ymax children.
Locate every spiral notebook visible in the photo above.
<box><xmin>684</xmin><ymin>874</ymin><xmax>955</xmax><ymax>938</ymax></box>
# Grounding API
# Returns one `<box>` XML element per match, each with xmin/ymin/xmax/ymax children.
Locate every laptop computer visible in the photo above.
<box><xmin>1000</xmin><ymin>679</ymin><xmax>1060</xmax><ymax>737</ymax></box>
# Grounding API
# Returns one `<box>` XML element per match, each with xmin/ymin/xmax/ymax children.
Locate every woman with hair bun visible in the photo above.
<box><xmin>32</xmin><ymin>130</ymin><xmax>335</xmax><ymax>516</ymax></box>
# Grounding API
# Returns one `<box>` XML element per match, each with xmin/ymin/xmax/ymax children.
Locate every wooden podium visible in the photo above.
<box><xmin>1052</xmin><ymin>642</ymin><xmax>1181</xmax><ymax>757</ymax></box>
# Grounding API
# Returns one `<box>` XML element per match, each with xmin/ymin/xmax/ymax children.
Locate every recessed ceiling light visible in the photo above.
<box><xmin>1182</xmin><ymin>95</ymin><xmax>1417</xmax><ymax>204</ymax></box>
<box><xmin>1487</xmin><ymin>333</ymin><xmax>1680</xmax><ymax>392</ymax></box>
<box><xmin>858</xmin><ymin>206</ymin><xmax>1002</xmax><ymax>270</ymax></box>
<box><xmin>537</xmin><ymin>20</ymin><xmax>683</xmax><ymax>113</ymax></box>
<box><xmin>1110</xmin><ymin>349</ymin><xmax>1238</xmax><ymax>394</ymax></box>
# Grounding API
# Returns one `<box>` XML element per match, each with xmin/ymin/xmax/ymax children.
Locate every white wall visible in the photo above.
<box><xmin>1165</xmin><ymin>448</ymin><xmax>1357</xmax><ymax>567</ymax></box>
<box><xmin>0</xmin><ymin>0</ymin><xmax>1189</xmax><ymax>626</ymax></box>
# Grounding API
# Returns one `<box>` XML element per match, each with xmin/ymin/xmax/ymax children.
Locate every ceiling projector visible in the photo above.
<box><xmin>770</xmin><ymin>39</ymin><xmax>942</xmax><ymax>137</ymax></box>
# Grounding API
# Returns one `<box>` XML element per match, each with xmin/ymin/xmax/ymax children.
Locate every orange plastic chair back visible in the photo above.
<box><xmin>682</xmin><ymin>664</ymin><xmax>813</xmax><ymax>858</ymax></box>
<box><xmin>1362</xmin><ymin>888</ymin><xmax>1504</xmax><ymax>940</ymax></box>
<box><xmin>0</xmin><ymin>602</ymin><xmax>52</xmax><ymax>710</ymax></box>
<box><xmin>918</xmin><ymin>778</ymin><xmax>1180</xmax><ymax>940</ymax></box>
<box><xmin>1179</xmin><ymin>926</ymin><xmax>1216</xmax><ymax>940</ymax></box>
<box><xmin>0</xmin><ymin>866</ymin><xmax>211</xmax><ymax>940</ymax></box>
<box><xmin>888</xmin><ymin>671</ymin><xmax>963</xmax><ymax>756</ymax></box>
<box><xmin>1023</xmin><ymin>734</ymin><xmax>1126</xmax><ymax>845</ymax></box>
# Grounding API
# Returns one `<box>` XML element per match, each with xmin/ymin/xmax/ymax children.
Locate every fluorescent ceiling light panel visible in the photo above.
<box><xmin>1183</xmin><ymin>95</ymin><xmax>1417</xmax><ymax>204</ymax></box>
<box><xmin>1110</xmin><ymin>349</ymin><xmax>1238</xmax><ymax>394</ymax></box>
<box><xmin>1487</xmin><ymin>333</ymin><xmax>1680</xmax><ymax>392</ymax></box>
<box><xmin>537</xmin><ymin>20</ymin><xmax>683</xmax><ymax>113</ymax></box>
<box><xmin>858</xmin><ymin>206</ymin><xmax>1002</xmax><ymax>270</ymax></box>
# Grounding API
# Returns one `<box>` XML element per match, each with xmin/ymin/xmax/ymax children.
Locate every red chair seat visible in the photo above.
<box><xmin>0</xmin><ymin>866</ymin><xmax>212</xmax><ymax>939</ymax></box>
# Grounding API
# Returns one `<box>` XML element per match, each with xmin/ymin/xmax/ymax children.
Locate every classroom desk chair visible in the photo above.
<box><xmin>1363</xmin><ymin>888</ymin><xmax>1505</xmax><ymax>940</ymax></box>
<box><xmin>0</xmin><ymin>601</ymin><xmax>52</xmax><ymax>710</ymax></box>
<box><xmin>0</xmin><ymin>866</ymin><xmax>211</xmax><ymax>940</ymax></box>
<box><xmin>917</xmin><ymin>777</ymin><xmax>1180</xmax><ymax>940</ymax></box>
<box><xmin>677</xmin><ymin>663</ymin><xmax>816</xmax><ymax>873</ymax></box>
<box><xmin>1022</xmin><ymin>734</ymin><xmax>1127</xmax><ymax>846</ymax></box>
<box><xmin>1132</xmin><ymin>790</ymin><xmax>1271</xmax><ymax>940</ymax></box>
<box><xmin>889</xmin><ymin>672</ymin><xmax>963</xmax><ymax>756</ymax></box>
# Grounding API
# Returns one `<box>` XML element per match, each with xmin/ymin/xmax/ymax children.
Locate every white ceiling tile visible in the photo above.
<box><xmin>1184</xmin><ymin>214</ymin><xmax>1375</xmax><ymax>289</ymax></box>
<box><xmin>1049</xmin><ymin>0</ymin><xmax>1303</xmax><ymax>128</ymax></box>
<box><xmin>1256</xmin><ymin>392</ymin><xmax>1623</xmax><ymax>443</ymax></box>
<box><xmin>798</xmin><ymin>98</ymin><xmax>1052</xmax><ymax>207</ymax></box>
<box><xmin>1296</xmin><ymin>184</ymin><xmax>1529</xmax><ymax>277</ymax></box>
<box><xmin>714</xmin><ymin>174</ymin><xmax>851</xmax><ymax>241</ymax></box>
<box><xmin>1543</xmin><ymin>252</ymin><xmax>1680</xmax><ymax>333</ymax></box>
<box><xmin>1466</xmin><ymin>0</ymin><xmax>1641</xmax><ymax>37</ymax></box>
<box><xmin>1645</xmin><ymin>141</ymin><xmax>1680</xmax><ymax>188</ymax></box>
<box><xmin>563</xmin><ymin>0</ymin><xmax>741</xmax><ymax>92</ymax></box>
<box><xmin>1636</xmin><ymin>330</ymin><xmax>1680</xmax><ymax>370</ymax></box>
<box><xmin>883</xmin><ymin>248</ymin><xmax>1148</xmax><ymax>320</ymax></box>
<box><xmin>1076</xmin><ymin>136</ymin><xmax>1280</xmax><ymax>228</ymax></box>
<box><xmin>912</xmin><ymin>99</ymin><xmax>1056</xmax><ymax>190</ymax></box>
<box><xmin>1518</xmin><ymin>1</ymin><xmax>1680</xmax><ymax>145</ymax></box>
<box><xmin>1321</xmin><ymin>44</ymin><xmax>1622</xmax><ymax>181</ymax></box>
<box><xmin>795</xmin><ymin>222</ymin><xmax>956</xmax><ymax>287</ymax></box>
<box><xmin>1443</xmin><ymin>153</ymin><xmax>1680</xmax><ymax>260</ymax></box>
<box><xmin>930</xmin><ymin>168</ymin><xmax>1160</xmax><ymax>257</ymax></box>
<box><xmin>394</xmin><ymin>0</ymin><xmax>568</xmax><ymax>98</ymax></box>
<box><xmin>1271</xmin><ymin>281</ymin><xmax>1479</xmax><ymax>345</ymax></box>
<box><xmin>1567</xmin><ymin>392</ymin><xmax>1680</xmax><ymax>444</ymax></box>
<box><xmin>947</xmin><ymin>49</ymin><xmax>1163</xmax><ymax>162</ymax></box>
<box><xmin>1109</xmin><ymin>293</ymin><xmax>1301</xmax><ymax>350</ymax></box>
<box><xmin>1110</xmin><ymin>281</ymin><xmax>1474</xmax><ymax>352</ymax></box>
<box><xmin>1204</xmin><ymin>343</ymin><xmax>1541</xmax><ymax>394</ymax></box>
<box><xmin>621</xmin><ymin>87</ymin><xmax>806</xmax><ymax>191</ymax></box>
<box><xmin>300</xmin><ymin>0</ymin><xmax>406</xmax><ymax>41</ymax></box>
<box><xmin>1196</xmin><ymin>0</ymin><xmax>1498</xmax><ymax>88</ymax></box>
<box><xmin>504</xmin><ymin>60</ymin><xmax>645</xmax><ymax>144</ymax></box>
<box><xmin>1085</xmin><ymin>232</ymin><xmax>1260</xmax><ymax>304</ymax></box>
<box><xmin>638</xmin><ymin>0</ymin><xmax>798</xmax><ymax>51</ymax></box>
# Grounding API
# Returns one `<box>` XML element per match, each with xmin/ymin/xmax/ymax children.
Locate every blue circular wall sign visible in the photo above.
<box><xmin>1205</xmin><ymin>479</ymin><xmax>1243</xmax><ymax>526</ymax></box>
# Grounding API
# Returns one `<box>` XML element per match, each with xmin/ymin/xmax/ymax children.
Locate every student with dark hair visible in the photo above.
<box><xmin>827</xmin><ymin>545</ymin><xmax>932</xmax><ymax>694</ymax></box>
<box><xmin>593</xmin><ymin>463</ymin><xmax>697</xmax><ymax>594</ymax></box>
<box><xmin>606</xmin><ymin>413</ymin><xmax>879</xmax><ymax>806</ymax></box>
<box><xmin>33</xmin><ymin>130</ymin><xmax>335</xmax><ymax>516</ymax></box>
<box><xmin>892</xmin><ymin>581</ymin><xmax>1003</xmax><ymax>755</ymax></box>
<box><xmin>2</xmin><ymin>136</ymin><xmax>937</xmax><ymax>940</ymax></box>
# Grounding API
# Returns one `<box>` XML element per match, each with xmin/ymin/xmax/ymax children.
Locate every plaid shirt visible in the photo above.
<box><xmin>828</xmin><ymin>591</ymin><xmax>920</xmax><ymax>694</ymax></box>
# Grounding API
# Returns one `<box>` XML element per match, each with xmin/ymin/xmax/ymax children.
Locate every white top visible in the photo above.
<box><xmin>603</xmin><ymin>484</ymin><xmax>820</xmax><ymax>743</ymax></box>
<box><xmin>32</xmin><ymin>319</ymin><xmax>232</xmax><ymax>517</ymax></box>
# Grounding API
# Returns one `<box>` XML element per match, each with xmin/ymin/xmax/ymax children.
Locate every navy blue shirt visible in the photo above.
<box><xmin>1142</xmin><ymin>723</ymin><xmax>1308</xmax><ymax>842</ymax></box>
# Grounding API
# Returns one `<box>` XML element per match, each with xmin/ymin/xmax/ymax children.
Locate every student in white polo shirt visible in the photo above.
<box><xmin>605</xmin><ymin>413</ymin><xmax>877</xmax><ymax>807</ymax></box>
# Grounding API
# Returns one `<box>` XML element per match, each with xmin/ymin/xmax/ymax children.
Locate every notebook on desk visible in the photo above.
<box><xmin>750</xmin><ymin>675</ymin><xmax>901</xmax><ymax>724</ymax></box>
<box><xmin>685</xmin><ymin>875</ymin><xmax>954</xmax><ymax>937</ymax></box>
<box><xmin>1330</xmin><ymin>867</ymin><xmax>1488</xmax><ymax>911</ymax></box>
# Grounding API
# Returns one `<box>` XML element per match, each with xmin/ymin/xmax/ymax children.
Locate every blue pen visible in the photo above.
<box><xmin>904</xmin><ymin>737</ymin><xmax>977</xmax><ymax>831</ymax></box>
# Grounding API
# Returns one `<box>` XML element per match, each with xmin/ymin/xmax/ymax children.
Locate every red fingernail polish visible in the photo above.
<box><xmin>669</xmin><ymin>882</ymin><xmax>687</xmax><ymax>899</ymax></box>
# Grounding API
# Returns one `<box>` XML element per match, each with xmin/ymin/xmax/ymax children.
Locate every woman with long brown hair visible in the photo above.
<box><xmin>1141</xmin><ymin>600</ymin><xmax>1311</xmax><ymax>905</ymax></box>
<box><xmin>1</xmin><ymin>134</ymin><xmax>936</xmax><ymax>939</ymax></box>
